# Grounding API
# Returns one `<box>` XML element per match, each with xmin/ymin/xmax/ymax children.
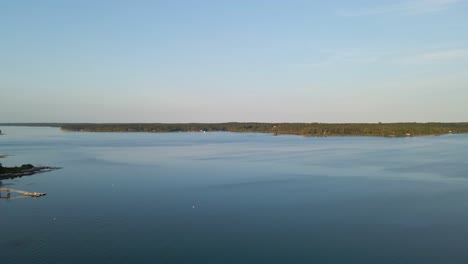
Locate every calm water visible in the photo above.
<box><xmin>2</xmin><ymin>126</ymin><xmax>468</xmax><ymax>263</ymax></box>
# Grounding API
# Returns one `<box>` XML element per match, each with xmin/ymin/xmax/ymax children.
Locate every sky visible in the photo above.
<box><xmin>1</xmin><ymin>0</ymin><xmax>468</xmax><ymax>123</ymax></box>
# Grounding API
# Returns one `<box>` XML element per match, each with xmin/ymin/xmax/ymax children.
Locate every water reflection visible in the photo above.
<box><xmin>2</xmin><ymin>126</ymin><xmax>468</xmax><ymax>263</ymax></box>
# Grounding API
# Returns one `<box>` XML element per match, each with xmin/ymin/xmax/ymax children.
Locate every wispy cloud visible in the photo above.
<box><xmin>337</xmin><ymin>0</ymin><xmax>461</xmax><ymax>17</ymax></box>
<box><xmin>293</xmin><ymin>47</ymin><xmax>468</xmax><ymax>69</ymax></box>
<box><xmin>292</xmin><ymin>49</ymin><xmax>381</xmax><ymax>69</ymax></box>
<box><xmin>401</xmin><ymin>49</ymin><xmax>468</xmax><ymax>63</ymax></box>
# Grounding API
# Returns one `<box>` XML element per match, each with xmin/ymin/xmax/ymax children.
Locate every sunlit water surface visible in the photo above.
<box><xmin>2</xmin><ymin>126</ymin><xmax>468</xmax><ymax>263</ymax></box>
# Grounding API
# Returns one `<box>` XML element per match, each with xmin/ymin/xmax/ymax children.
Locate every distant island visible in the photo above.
<box><xmin>2</xmin><ymin>122</ymin><xmax>468</xmax><ymax>137</ymax></box>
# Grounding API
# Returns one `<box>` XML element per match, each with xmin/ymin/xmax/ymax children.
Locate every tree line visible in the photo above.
<box><xmin>59</xmin><ymin>122</ymin><xmax>468</xmax><ymax>137</ymax></box>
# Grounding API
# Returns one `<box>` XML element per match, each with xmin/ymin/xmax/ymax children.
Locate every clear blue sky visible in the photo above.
<box><xmin>1</xmin><ymin>0</ymin><xmax>467</xmax><ymax>123</ymax></box>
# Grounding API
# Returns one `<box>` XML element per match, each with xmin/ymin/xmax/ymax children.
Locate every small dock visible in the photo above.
<box><xmin>0</xmin><ymin>188</ymin><xmax>46</xmax><ymax>199</ymax></box>
<box><xmin>24</xmin><ymin>192</ymin><xmax>47</xmax><ymax>197</ymax></box>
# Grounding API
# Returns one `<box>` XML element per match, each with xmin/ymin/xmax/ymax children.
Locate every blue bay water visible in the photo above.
<box><xmin>2</xmin><ymin>126</ymin><xmax>468</xmax><ymax>263</ymax></box>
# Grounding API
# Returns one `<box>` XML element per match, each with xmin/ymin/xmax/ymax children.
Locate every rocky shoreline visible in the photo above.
<box><xmin>0</xmin><ymin>166</ymin><xmax>61</xmax><ymax>180</ymax></box>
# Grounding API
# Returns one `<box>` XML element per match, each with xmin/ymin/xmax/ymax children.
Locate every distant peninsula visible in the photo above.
<box><xmin>2</xmin><ymin>122</ymin><xmax>468</xmax><ymax>137</ymax></box>
<box><xmin>0</xmin><ymin>164</ymin><xmax>61</xmax><ymax>180</ymax></box>
<box><xmin>59</xmin><ymin>122</ymin><xmax>468</xmax><ymax>137</ymax></box>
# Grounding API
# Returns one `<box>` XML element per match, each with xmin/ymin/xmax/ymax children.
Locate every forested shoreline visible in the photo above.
<box><xmin>53</xmin><ymin>122</ymin><xmax>468</xmax><ymax>137</ymax></box>
<box><xmin>2</xmin><ymin>122</ymin><xmax>468</xmax><ymax>137</ymax></box>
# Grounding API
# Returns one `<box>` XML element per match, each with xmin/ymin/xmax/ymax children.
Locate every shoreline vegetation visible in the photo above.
<box><xmin>62</xmin><ymin>122</ymin><xmax>468</xmax><ymax>137</ymax></box>
<box><xmin>1</xmin><ymin>122</ymin><xmax>468</xmax><ymax>137</ymax></box>
<box><xmin>0</xmin><ymin>163</ymin><xmax>61</xmax><ymax>180</ymax></box>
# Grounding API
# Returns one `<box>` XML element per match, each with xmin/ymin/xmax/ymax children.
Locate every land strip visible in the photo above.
<box><xmin>2</xmin><ymin>122</ymin><xmax>468</xmax><ymax>137</ymax></box>
<box><xmin>59</xmin><ymin>122</ymin><xmax>468</xmax><ymax>137</ymax></box>
<box><xmin>0</xmin><ymin>164</ymin><xmax>61</xmax><ymax>180</ymax></box>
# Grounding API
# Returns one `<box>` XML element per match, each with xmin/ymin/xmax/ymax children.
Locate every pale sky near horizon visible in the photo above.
<box><xmin>1</xmin><ymin>0</ymin><xmax>468</xmax><ymax>123</ymax></box>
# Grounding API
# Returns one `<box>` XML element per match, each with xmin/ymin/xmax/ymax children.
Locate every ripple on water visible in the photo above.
<box><xmin>1</xmin><ymin>236</ymin><xmax>49</xmax><ymax>263</ymax></box>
